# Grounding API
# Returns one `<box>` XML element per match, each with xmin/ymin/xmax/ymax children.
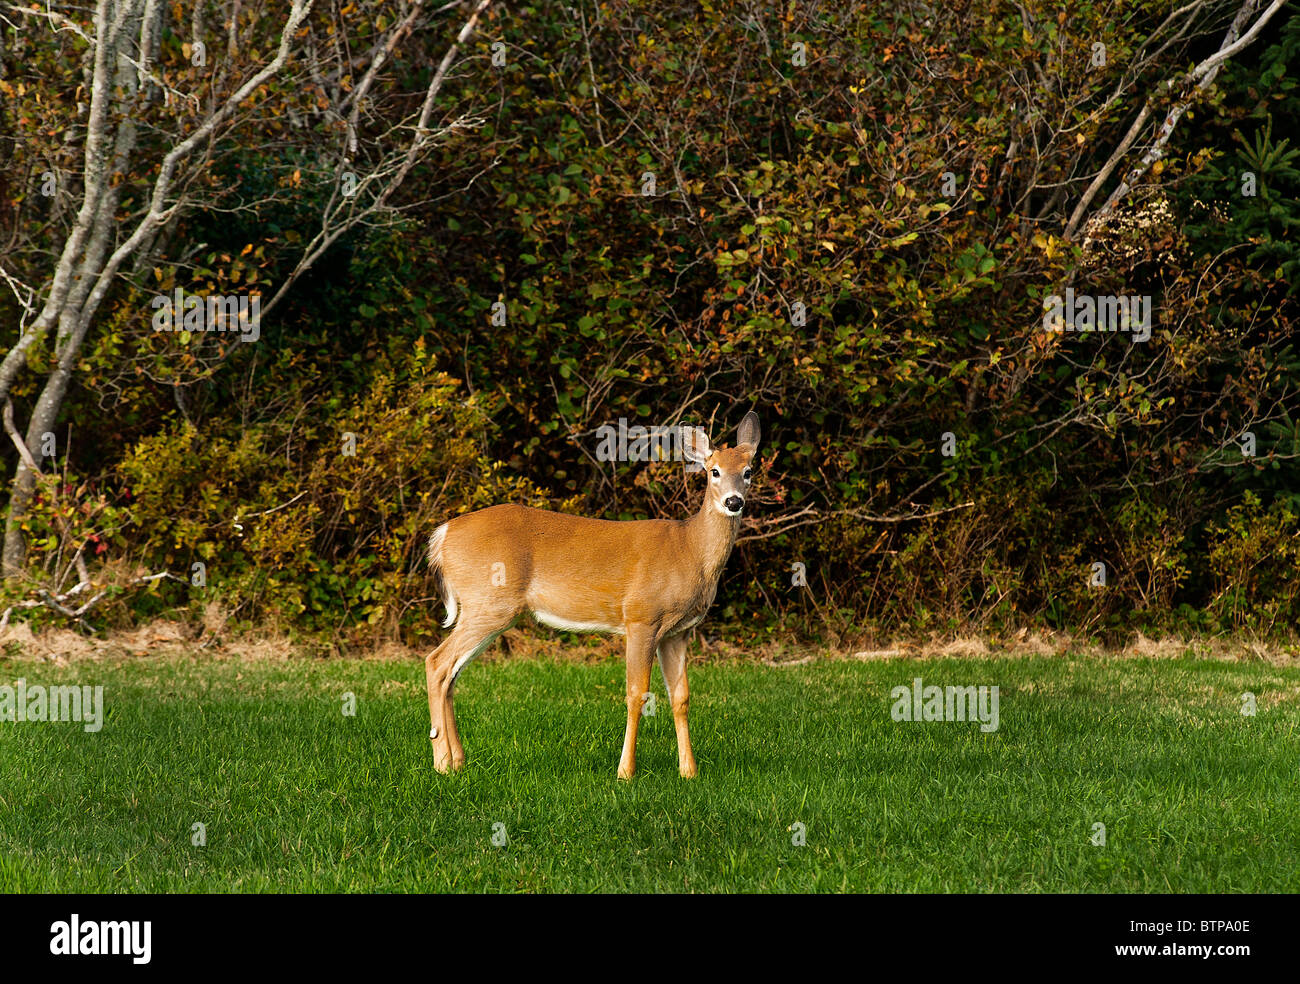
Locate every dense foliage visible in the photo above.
<box><xmin>1</xmin><ymin>1</ymin><xmax>1296</xmax><ymax>646</ymax></box>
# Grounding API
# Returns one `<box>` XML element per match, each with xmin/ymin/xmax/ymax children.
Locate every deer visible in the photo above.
<box><xmin>423</xmin><ymin>411</ymin><xmax>760</xmax><ymax>779</ymax></box>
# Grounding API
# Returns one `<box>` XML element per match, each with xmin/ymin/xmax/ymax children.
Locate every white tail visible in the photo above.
<box><xmin>426</xmin><ymin>523</ymin><xmax>457</xmax><ymax>627</ymax></box>
<box><xmin>423</xmin><ymin>410</ymin><xmax>761</xmax><ymax>779</ymax></box>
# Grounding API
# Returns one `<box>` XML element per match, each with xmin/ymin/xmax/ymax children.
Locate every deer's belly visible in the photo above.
<box><xmin>530</xmin><ymin>609</ymin><xmax>626</xmax><ymax>635</ymax></box>
<box><xmin>526</xmin><ymin>581</ymin><xmax>625</xmax><ymax>634</ymax></box>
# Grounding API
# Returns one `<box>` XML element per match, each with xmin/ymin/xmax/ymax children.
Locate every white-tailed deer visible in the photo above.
<box><xmin>424</xmin><ymin>411</ymin><xmax>760</xmax><ymax>779</ymax></box>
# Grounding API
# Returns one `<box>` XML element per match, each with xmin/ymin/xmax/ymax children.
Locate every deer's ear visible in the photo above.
<box><xmin>735</xmin><ymin>411</ymin><xmax>761</xmax><ymax>453</ymax></box>
<box><xmin>680</xmin><ymin>426</ymin><xmax>712</xmax><ymax>466</ymax></box>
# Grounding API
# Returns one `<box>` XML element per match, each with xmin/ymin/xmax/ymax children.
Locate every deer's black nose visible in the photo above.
<box><xmin>724</xmin><ymin>495</ymin><xmax>745</xmax><ymax>513</ymax></box>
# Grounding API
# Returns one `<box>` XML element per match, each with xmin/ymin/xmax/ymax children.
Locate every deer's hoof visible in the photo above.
<box><xmin>431</xmin><ymin>741</ymin><xmax>455</xmax><ymax>774</ymax></box>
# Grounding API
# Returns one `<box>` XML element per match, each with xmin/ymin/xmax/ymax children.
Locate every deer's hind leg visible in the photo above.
<box><xmin>425</xmin><ymin>635</ymin><xmax>459</xmax><ymax>773</ymax></box>
<box><xmin>426</xmin><ymin>614</ymin><xmax>514</xmax><ymax>773</ymax></box>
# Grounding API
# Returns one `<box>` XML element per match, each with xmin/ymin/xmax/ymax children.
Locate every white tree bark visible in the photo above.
<box><xmin>1064</xmin><ymin>0</ymin><xmax>1288</xmax><ymax>239</ymax></box>
<box><xmin>0</xmin><ymin>0</ymin><xmax>494</xmax><ymax>577</ymax></box>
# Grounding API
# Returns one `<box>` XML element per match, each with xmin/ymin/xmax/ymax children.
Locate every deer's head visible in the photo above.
<box><xmin>682</xmin><ymin>411</ymin><xmax>761</xmax><ymax>518</ymax></box>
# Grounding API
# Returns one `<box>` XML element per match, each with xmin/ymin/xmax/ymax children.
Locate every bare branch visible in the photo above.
<box><xmin>1066</xmin><ymin>0</ymin><xmax>1287</xmax><ymax>238</ymax></box>
<box><xmin>3</xmin><ymin>399</ymin><xmax>42</xmax><ymax>476</ymax></box>
<box><xmin>260</xmin><ymin>0</ymin><xmax>495</xmax><ymax>318</ymax></box>
<box><xmin>736</xmin><ymin>501</ymin><xmax>976</xmax><ymax>545</ymax></box>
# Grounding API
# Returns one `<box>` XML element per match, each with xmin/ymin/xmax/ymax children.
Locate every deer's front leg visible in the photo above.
<box><xmin>656</xmin><ymin>634</ymin><xmax>697</xmax><ymax>778</ymax></box>
<box><xmin>618</xmin><ymin>623</ymin><xmax>658</xmax><ymax>780</ymax></box>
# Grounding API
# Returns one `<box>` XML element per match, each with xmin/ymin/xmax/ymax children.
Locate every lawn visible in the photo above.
<box><xmin>1</xmin><ymin>650</ymin><xmax>1296</xmax><ymax>892</ymax></box>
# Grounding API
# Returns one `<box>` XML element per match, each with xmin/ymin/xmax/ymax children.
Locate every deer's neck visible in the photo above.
<box><xmin>686</xmin><ymin>498</ymin><xmax>741</xmax><ymax>584</ymax></box>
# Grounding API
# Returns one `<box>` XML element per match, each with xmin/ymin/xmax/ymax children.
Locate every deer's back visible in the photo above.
<box><xmin>441</xmin><ymin>504</ymin><xmax>706</xmax><ymax>629</ymax></box>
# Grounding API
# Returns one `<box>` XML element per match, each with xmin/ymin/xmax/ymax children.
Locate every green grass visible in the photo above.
<box><xmin>0</xmin><ymin>651</ymin><xmax>1297</xmax><ymax>892</ymax></box>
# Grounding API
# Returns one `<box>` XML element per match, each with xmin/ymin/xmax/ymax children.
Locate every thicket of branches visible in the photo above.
<box><xmin>0</xmin><ymin>1</ymin><xmax>1296</xmax><ymax>646</ymax></box>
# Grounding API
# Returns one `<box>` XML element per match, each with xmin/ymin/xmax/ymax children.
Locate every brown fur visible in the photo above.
<box><xmin>422</xmin><ymin>412</ymin><xmax>761</xmax><ymax>778</ymax></box>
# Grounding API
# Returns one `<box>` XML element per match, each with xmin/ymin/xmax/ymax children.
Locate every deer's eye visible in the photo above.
<box><xmin>711</xmin><ymin>468</ymin><xmax>721</xmax><ymax>479</ymax></box>
<box><xmin>743</xmin><ymin>468</ymin><xmax>752</xmax><ymax>481</ymax></box>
